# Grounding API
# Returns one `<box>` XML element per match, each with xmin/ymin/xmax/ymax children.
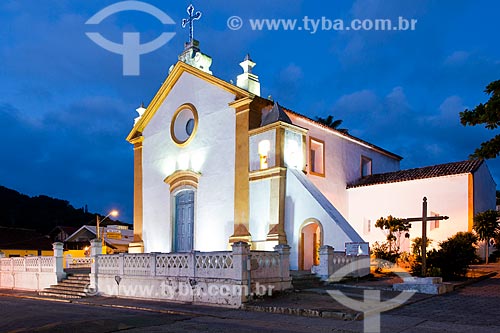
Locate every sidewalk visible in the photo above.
<box><xmin>0</xmin><ymin>263</ymin><xmax>497</xmax><ymax>321</ymax></box>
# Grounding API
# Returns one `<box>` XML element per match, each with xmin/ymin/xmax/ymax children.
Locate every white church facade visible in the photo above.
<box><xmin>127</xmin><ymin>40</ymin><xmax>496</xmax><ymax>270</ymax></box>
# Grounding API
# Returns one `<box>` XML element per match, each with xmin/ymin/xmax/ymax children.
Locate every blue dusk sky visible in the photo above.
<box><xmin>1</xmin><ymin>1</ymin><xmax>499</xmax><ymax>223</ymax></box>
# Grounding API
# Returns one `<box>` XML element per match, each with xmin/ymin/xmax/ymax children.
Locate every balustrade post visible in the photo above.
<box><xmin>273</xmin><ymin>244</ymin><xmax>291</xmax><ymax>281</ymax></box>
<box><xmin>316</xmin><ymin>245</ymin><xmax>334</xmax><ymax>280</ymax></box>
<box><xmin>89</xmin><ymin>239</ymin><xmax>102</xmax><ymax>292</ymax></box>
<box><xmin>150</xmin><ymin>253</ymin><xmax>156</xmax><ymax>276</ymax></box>
<box><xmin>52</xmin><ymin>242</ymin><xmax>65</xmax><ymax>281</ymax></box>
<box><xmin>118</xmin><ymin>253</ymin><xmax>125</xmax><ymax>275</ymax></box>
<box><xmin>232</xmin><ymin>242</ymin><xmax>250</xmax><ymax>300</ymax></box>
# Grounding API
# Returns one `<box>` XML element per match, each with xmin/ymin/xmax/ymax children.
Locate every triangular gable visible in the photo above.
<box><xmin>65</xmin><ymin>225</ymin><xmax>96</xmax><ymax>242</ymax></box>
<box><xmin>126</xmin><ymin>61</ymin><xmax>253</xmax><ymax>143</ymax></box>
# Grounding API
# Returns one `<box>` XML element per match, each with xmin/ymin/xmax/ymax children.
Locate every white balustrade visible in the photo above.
<box><xmin>96</xmin><ymin>255</ymin><xmax>120</xmax><ymax>275</ymax></box>
<box><xmin>68</xmin><ymin>257</ymin><xmax>92</xmax><ymax>268</ymax></box>
<box><xmin>249</xmin><ymin>251</ymin><xmax>281</xmax><ymax>279</ymax></box>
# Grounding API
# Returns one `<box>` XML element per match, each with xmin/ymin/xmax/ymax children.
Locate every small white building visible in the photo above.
<box><xmin>126</xmin><ymin>40</ymin><xmax>496</xmax><ymax>269</ymax></box>
<box><xmin>347</xmin><ymin>160</ymin><xmax>496</xmax><ymax>252</ymax></box>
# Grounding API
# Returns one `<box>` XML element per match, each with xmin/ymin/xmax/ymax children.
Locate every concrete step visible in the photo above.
<box><xmin>41</xmin><ymin>288</ymin><xmax>87</xmax><ymax>297</ymax></box>
<box><xmin>39</xmin><ymin>291</ymin><xmax>82</xmax><ymax>299</ymax></box>
<box><xmin>64</xmin><ymin>268</ymin><xmax>91</xmax><ymax>275</ymax></box>
<box><xmin>48</xmin><ymin>285</ymin><xmax>87</xmax><ymax>293</ymax></box>
<box><xmin>57</xmin><ymin>280</ymin><xmax>89</xmax><ymax>287</ymax></box>
<box><xmin>38</xmin><ymin>273</ymin><xmax>91</xmax><ymax>299</ymax></box>
<box><xmin>67</xmin><ymin>274</ymin><xmax>90</xmax><ymax>280</ymax></box>
<box><xmin>291</xmin><ymin>270</ymin><xmax>324</xmax><ymax>289</ymax></box>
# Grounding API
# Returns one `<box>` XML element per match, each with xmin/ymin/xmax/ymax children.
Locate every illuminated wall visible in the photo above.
<box><xmin>288</xmin><ymin>113</ymin><xmax>401</xmax><ymax>218</ymax></box>
<box><xmin>348</xmin><ymin>174</ymin><xmax>473</xmax><ymax>252</ymax></box>
<box><xmin>141</xmin><ymin>72</ymin><xmax>237</xmax><ymax>253</ymax></box>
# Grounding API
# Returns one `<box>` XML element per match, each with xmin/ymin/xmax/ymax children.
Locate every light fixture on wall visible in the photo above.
<box><xmin>258</xmin><ymin>140</ymin><xmax>271</xmax><ymax>169</ymax></box>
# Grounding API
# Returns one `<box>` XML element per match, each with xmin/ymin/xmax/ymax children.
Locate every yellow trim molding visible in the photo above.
<box><xmin>249</xmin><ymin>167</ymin><xmax>287</xmax><ymax>182</ymax></box>
<box><xmin>468</xmin><ymin>173</ymin><xmax>474</xmax><ymax>231</ymax></box>
<box><xmin>133</xmin><ymin>138</ymin><xmax>144</xmax><ymax>244</ymax></box>
<box><xmin>170</xmin><ymin>103</ymin><xmax>199</xmax><ymax>147</ymax></box>
<box><xmin>164</xmin><ymin>170</ymin><xmax>201</xmax><ymax>193</ymax></box>
<box><xmin>127</xmin><ymin>61</ymin><xmax>251</xmax><ymax>143</ymax></box>
<box><xmin>228</xmin><ymin>97</ymin><xmax>253</xmax><ymax>244</ymax></box>
<box><xmin>248</xmin><ymin>120</ymin><xmax>308</xmax><ymax>137</ymax></box>
<box><xmin>309</xmin><ymin>136</ymin><xmax>326</xmax><ymax>177</ymax></box>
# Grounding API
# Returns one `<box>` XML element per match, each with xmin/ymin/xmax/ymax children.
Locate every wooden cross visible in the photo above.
<box><xmin>182</xmin><ymin>4</ymin><xmax>202</xmax><ymax>44</ymax></box>
<box><xmin>403</xmin><ymin>197</ymin><xmax>449</xmax><ymax>276</ymax></box>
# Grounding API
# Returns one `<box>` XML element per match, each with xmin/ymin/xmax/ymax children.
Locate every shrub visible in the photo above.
<box><xmin>427</xmin><ymin>232</ymin><xmax>479</xmax><ymax>280</ymax></box>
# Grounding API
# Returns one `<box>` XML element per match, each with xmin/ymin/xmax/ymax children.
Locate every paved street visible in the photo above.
<box><xmin>1</xmin><ymin>265</ymin><xmax>500</xmax><ymax>332</ymax></box>
<box><xmin>380</xmin><ymin>271</ymin><xmax>500</xmax><ymax>332</ymax></box>
<box><xmin>0</xmin><ymin>296</ymin><xmax>351</xmax><ymax>333</ymax></box>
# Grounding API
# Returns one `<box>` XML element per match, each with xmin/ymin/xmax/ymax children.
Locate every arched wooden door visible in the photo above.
<box><xmin>299</xmin><ymin>221</ymin><xmax>322</xmax><ymax>270</ymax></box>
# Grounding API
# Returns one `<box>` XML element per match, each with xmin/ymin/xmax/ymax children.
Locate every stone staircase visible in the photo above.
<box><xmin>39</xmin><ymin>273</ymin><xmax>91</xmax><ymax>299</ymax></box>
<box><xmin>290</xmin><ymin>270</ymin><xmax>324</xmax><ymax>290</ymax></box>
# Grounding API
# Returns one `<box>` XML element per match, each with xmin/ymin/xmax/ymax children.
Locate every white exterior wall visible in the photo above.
<box><xmin>288</xmin><ymin>114</ymin><xmax>400</xmax><ymax>218</ymax></box>
<box><xmin>347</xmin><ymin>174</ymin><xmax>470</xmax><ymax>252</ymax></box>
<box><xmin>285</xmin><ymin>169</ymin><xmax>364</xmax><ymax>270</ymax></box>
<box><xmin>249</xmin><ymin>179</ymin><xmax>272</xmax><ymax>244</ymax></box>
<box><xmin>142</xmin><ymin>72</ymin><xmax>236</xmax><ymax>253</ymax></box>
<box><xmin>473</xmin><ymin>163</ymin><xmax>496</xmax><ymax>215</ymax></box>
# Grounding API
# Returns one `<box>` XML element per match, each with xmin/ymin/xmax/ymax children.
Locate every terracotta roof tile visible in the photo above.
<box><xmin>347</xmin><ymin>159</ymin><xmax>484</xmax><ymax>188</ymax></box>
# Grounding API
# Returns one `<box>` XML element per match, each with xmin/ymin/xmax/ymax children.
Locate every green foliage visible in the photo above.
<box><xmin>371</xmin><ymin>241</ymin><xmax>398</xmax><ymax>271</ymax></box>
<box><xmin>375</xmin><ymin>215</ymin><xmax>411</xmax><ymax>254</ymax></box>
<box><xmin>425</xmin><ymin>232</ymin><xmax>479</xmax><ymax>280</ymax></box>
<box><xmin>473</xmin><ymin>210</ymin><xmax>500</xmax><ymax>240</ymax></box>
<box><xmin>411</xmin><ymin>237</ymin><xmax>432</xmax><ymax>257</ymax></box>
<box><xmin>473</xmin><ymin>209</ymin><xmax>500</xmax><ymax>263</ymax></box>
<box><xmin>460</xmin><ymin>79</ymin><xmax>500</xmax><ymax>159</ymax></box>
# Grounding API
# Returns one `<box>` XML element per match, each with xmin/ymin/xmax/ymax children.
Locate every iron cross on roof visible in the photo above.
<box><xmin>182</xmin><ymin>4</ymin><xmax>202</xmax><ymax>43</ymax></box>
<box><xmin>403</xmin><ymin>197</ymin><xmax>450</xmax><ymax>277</ymax></box>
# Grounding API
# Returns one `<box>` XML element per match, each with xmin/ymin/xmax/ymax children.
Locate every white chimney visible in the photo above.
<box><xmin>236</xmin><ymin>54</ymin><xmax>261</xmax><ymax>96</ymax></box>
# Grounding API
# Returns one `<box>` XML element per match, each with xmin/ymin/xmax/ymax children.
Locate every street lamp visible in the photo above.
<box><xmin>96</xmin><ymin>210</ymin><xmax>119</xmax><ymax>240</ymax></box>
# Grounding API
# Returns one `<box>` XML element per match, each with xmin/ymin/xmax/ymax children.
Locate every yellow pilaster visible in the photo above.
<box><xmin>266</xmin><ymin>167</ymin><xmax>288</xmax><ymax>244</ymax></box>
<box><xmin>229</xmin><ymin>97</ymin><xmax>253</xmax><ymax>244</ymax></box>
<box><xmin>468</xmin><ymin>173</ymin><xmax>474</xmax><ymax>232</ymax></box>
<box><xmin>129</xmin><ymin>136</ymin><xmax>144</xmax><ymax>253</ymax></box>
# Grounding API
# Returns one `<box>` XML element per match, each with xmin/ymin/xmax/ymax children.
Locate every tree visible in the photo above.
<box><xmin>411</xmin><ymin>237</ymin><xmax>432</xmax><ymax>257</ymax></box>
<box><xmin>473</xmin><ymin>209</ymin><xmax>500</xmax><ymax>263</ymax></box>
<box><xmin>315</xmin><ymin>115</ymin><xmax>348</xmax><ymax>133</ymax></box>
<box><xmin>460</xmin><ymin>80</ymin><xmax>500</xmax><ymax>159</ymax></box>
<box><xmin>375</xmin><ymin>215</ymin><xmax>411</xmax><ymax>254</ymax></box>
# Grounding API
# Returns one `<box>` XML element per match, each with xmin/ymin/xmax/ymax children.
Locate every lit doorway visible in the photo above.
<box><xmin>299</xmin><ymin>220</ymin><xmax>322</xmax><ymax>270</ymax></box>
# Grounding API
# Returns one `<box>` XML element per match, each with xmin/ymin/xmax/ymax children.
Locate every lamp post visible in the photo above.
<box><xmin>96</xmin><ymin>210</ymin><xmax>119</xmax><ymax>240</ymax></box>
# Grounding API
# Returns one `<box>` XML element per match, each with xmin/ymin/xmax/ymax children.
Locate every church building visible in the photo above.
<box><xmin>127</xmin><ymin>39</ymin><xmax>496</xmax><ymax>270</ymax></box>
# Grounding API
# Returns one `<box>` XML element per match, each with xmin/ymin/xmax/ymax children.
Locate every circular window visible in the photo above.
<box><xmin>170</xmin><ymin>103</ymin><xmax>198</xmax><ymax>146</ymax></box>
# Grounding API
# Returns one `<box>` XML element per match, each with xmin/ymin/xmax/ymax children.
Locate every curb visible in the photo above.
<box><xmin>72</xmin><ymin>299</ymin><xmax>205</xmax><ymax>317</ymax></box>
<box><xmin>0</xmin><ymin>292</ymin><xmax>72</xmax><ymax>303</ymax></box>
<box><xmin>242</xmin><ymin>304</ymin><xmax>361</xmax><ymax>320</ymax></box>
<box><xmin>0</xmin><ymin>292</ymin><xmax>210</xmax><ymax>318</ymax></box>
<box><xmin>452</xmin><ymin>271</ymin><xmax>497</xmax><ymax>290</ymax></box>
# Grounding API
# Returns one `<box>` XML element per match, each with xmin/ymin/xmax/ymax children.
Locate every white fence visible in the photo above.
<box><xmin>91</xmin><ymin>242</ymin><xmax>291</xmax><ymax>308</ymax></box>
<box><xmin>312</xmin><ymin>246</ymin><xmax>370</xmax><ymax>280</ymax></box>
<box><xmin>66</xmin><ymin>256</ymin><xmax>92</xmax><ymax>269</ymax></box>
<box><xmin>0</xmin><ymin>243</ymin><xmax>65</xmax><ymax>291</ymax></box>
